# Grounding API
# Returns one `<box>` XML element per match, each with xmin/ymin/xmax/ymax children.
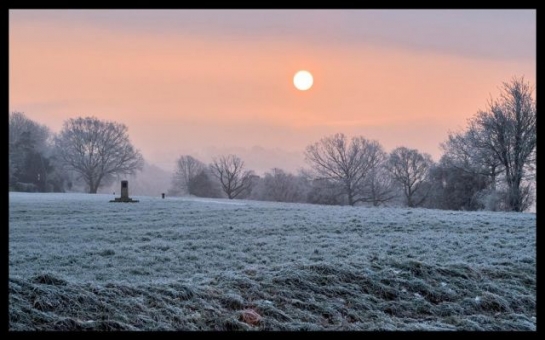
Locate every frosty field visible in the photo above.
<box><xmin>9</xmin><ymin>192</ymin><xmax>536</xmax><ymax>331</ymax></box>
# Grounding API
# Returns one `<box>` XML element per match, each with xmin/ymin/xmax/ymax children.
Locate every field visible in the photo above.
<box><xmin>8</xmin><ymin>192</ymin><xmax>536</xmax><ymax>331</ymax></box>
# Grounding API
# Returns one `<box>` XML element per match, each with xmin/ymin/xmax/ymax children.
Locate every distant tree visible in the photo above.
<box><xmin>426</xmin><ymin>157</ymin><xmax>489</xmax><ymax>211</ymax></box>
<box><xmin>472</xmin><ymin>187</ymin><xmax>510</xmax><ymax>212</ymax></box>
<box><xmin>9</xmin><ymin>112</ymin><xmax>50</xmax><ymax>152</ymax></box>
<box><xmin>188</xmin><ymin>170</ymin><xmax>223</xmax><ymax>198</ymax></box>
<box><xmin>235</xmin><ymin>172</ymin><xmax>260</xmax><ymax>200</ymax></box>
<box><xmin>8</xmin><ymin>157</ymin><xmax>18</xmax><ymax>188</ymax></box>
<box><xmin>171</xmin><ymin>155</ymin><xmax>206</xmax><ymax>195</ymax></box>
<box><xmin>209</xmin><ymin>154</ymin><xmax>256</xmax><ymax>199</ymax></box>
<box><xmin>254</xmin><ymin>168</ymin><xmax>309</xmax><ymax>203</ymax></box>
<box><xmin>42</xmin><ymin>153</ymin><xmax>72</xmax><ymax>193</ymax></box>
<box><xmin>441</xmin><ymin>129</ymin><xmax>502</xmax><ymax>190</ymax></box>
<box><xmin>304</xmin><ymin>133</ymin><xmax>386</xmax><ymax>206</ymax></box>
<box><xmin>9</xmin><ymin>112</ymin><xmax>55</xmax><ymax>191</ymax></box>
<box><xmin>361</xmin><ymin>165</ymin><xmax>396</xmax><ymax>207</ymax></box>
<box><xmin>54</xmin><ymin>116</ymin><xmax>144</xmax><ymax>194</ymax></box>
<box><xmin>306</xmin><ymin>178</ymin><xmax>345</xmax><ymax>205</ymax></box>
<box><xmin>441</xmin><ymin>76</ymin><xmax>536</xmax><ymax>212</ymax></box>
<box><xmin>385</xmin><ymin>147</ymin><xmax>434</xmax><ymax>208</ymax></box>
<box><xmin>469</xmin><ymin>77</ymin><xmax>536</xmax><ymax>212</ymax></box>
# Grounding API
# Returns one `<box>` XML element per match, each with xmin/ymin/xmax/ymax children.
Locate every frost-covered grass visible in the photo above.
<box><xmin>9</xmin><ymin>192</ymin><xmax>536</xmax><ymax>331</ymax></box>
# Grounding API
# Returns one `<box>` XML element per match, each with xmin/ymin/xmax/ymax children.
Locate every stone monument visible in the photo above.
<box><xmin>110</xmin><ymin>180</ymin><xmax>139</xmax><ymax>203</ymax></box>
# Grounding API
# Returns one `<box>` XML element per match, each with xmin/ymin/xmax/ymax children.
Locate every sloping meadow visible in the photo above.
<box><xmin>9</xmin><ymin>192</ymin><xmax>536</xmax><ymax>331</ymax></box>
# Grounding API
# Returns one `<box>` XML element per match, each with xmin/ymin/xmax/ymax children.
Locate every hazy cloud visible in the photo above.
<box><xmin>10</xmin><ymin>9</ymin><xmax>535</xmax><ymax>61</ymax></box>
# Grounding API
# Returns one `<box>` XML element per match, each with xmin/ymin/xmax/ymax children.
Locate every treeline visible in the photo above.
<box><xmin>9</xmin><ymin>77</ymin><xmax>535</xmax><ymax>212</ymax></box>
<box><xmin>168</xmin><ymin>76</ymin><xmax>535</xmax><ymax>212</ymax></box>
<box><xmin>9</xmin><ymin>112</ymin><xmax>69</xmax><ymax>193</ymax></box>
<box><xmin>9</xmin><ymin>115</ymin><xmax>144</xmax><ymax>194</ymax></box>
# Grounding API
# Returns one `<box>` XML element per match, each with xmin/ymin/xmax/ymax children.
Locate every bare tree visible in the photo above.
<box><xmin>188</xmin><ymin>170</ymin><xmax>222</xmax><ymax>198</ymax></box>
<box><xmin>426</xmin><ymin>156</ymin><xmax>490</xmax><ymax>211</ymax></box>
<box><xmin>441</xmin><ymin>128</ymin><xmax>503</xmax><ymax>190</ymax></box>
<box><xmin>9</xmin><ymin>112</ymin><xmax>50</xmax><ymax>153</ymax></box>
<box><xmin>209</xmin><ymin>154</ymin><xmax>255</xmax><ymax>199</ymax></box>
<box><xmin>306</xmin><ymin>178</ymin><xmax>346</xmax><ymax>205</ymax></box>
<box><xmin>9</xmin><ymin>112</ymin><xmax>53</xmax><ymax>191</ymax></box>
<box><xmin>171</xmin><ymin>155</ymin><xmax>206</xmax><ymax>195</ymax></box>
<box><xmin>385</xmin><ymin>147</ymin><xmax>434</xmax><ymax>208</ymax></box>
<box><xmin>361</xmin><ymin>165</ymin><xmax>396</xmax><ymax>207</ymax></box>
<box><xmin>470</xmin><ymin>77</ymin><xmax>536</xmax><ymax>212</ymax></box>
<box><xmin>54</xmin><ymin>116</ymin><xmax>144</xmax><ymax>193</ymax></box>
<box><xmin>304</xmin><ymin>133</ymin><xmax>386</xmax><ymax>206</ymax></box>
<box><xmin>442</xmin><ymin>77</ymin><xmax>536</xmax><ymax>212</ymax></box>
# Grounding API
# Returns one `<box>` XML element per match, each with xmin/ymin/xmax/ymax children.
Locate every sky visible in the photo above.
<box><xmin>9</xmin><ymin>9</ymin><xmax>536</xmax><ymax>175</ymax></box>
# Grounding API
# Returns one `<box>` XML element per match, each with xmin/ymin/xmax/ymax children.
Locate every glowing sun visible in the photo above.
<box><xmin>293</xmin><ymin>70</ymin><xmax>313</xmax><ymax>91</ymax></box>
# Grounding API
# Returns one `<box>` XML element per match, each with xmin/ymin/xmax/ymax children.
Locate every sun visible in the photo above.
<box><xmin>293</xmin><ymin>70</ymin><xmax>313</xmax><ymax>91</ymax></box>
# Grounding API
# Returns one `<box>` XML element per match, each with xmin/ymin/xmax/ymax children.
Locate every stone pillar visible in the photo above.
<box><xmin>110</xmin><ymin>180</ymin><xmax>138</xmax><ymax>202</ymax></box>
<box><xmin>121</xmin><ymin>180</ymin><xmax>129</xmax><ymax>200</ymax></box>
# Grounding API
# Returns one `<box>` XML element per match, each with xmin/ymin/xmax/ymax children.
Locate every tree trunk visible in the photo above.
<box><xmin>509</xmin><ymin>185</ymin><xmax>522</xmax><ymax>212</ymax></box>
<box><xmin>88</xmin><ymin>179</ymin><xmax>99</xmax><ymax>194</ymax></box>
<box><xmin>346</xmin><ymin>182</ymin><xmax>355</xmax><ymax>206</ymax></box>
<box><xmin>406</xmin><ymin>186</ymin><xmax>414</xmax><ymax>208</ymax></box>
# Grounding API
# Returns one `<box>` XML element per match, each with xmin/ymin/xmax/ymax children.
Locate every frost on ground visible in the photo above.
<box><xmin>9</xmin><ymin>192</ymin><xmax>536</xmax><ymax>331</ymax></box>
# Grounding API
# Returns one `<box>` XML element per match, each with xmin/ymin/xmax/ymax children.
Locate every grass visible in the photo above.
<box><xmin>8</xmin><ymin>192</ymin><xmax>536</xmax><ymax>331</ymax></box>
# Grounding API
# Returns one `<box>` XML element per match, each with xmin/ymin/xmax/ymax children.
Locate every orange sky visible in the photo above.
<box><xmin>9</xmin><ymin>10</ymin><xmax>536</xmax><ymax>174</ymax></box>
